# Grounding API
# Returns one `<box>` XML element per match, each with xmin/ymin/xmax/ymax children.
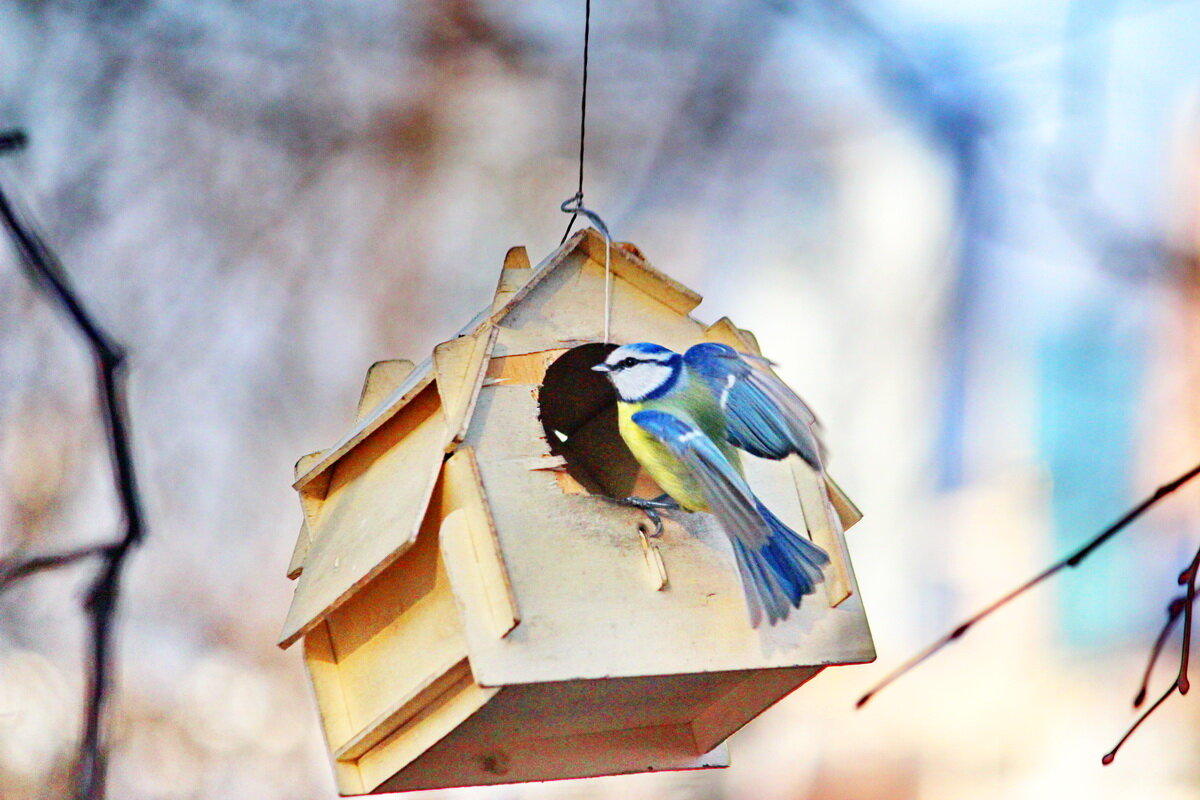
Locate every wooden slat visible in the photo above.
<box><xmin>441</xmin><ymin>447</ymin><xmax>520</xmax><ymax>642</ymax></box>
<box><xmin>690</xmin><ymin>666</ymin><xmax>820</xmax><ymax>754</ymax></box>
<box><xmin>293</xmin><ymin>365</ymin><xmax>435</xmax><ymax>491</ymax></box>
<box><xmin>433</xmin><ymin>325</ymin><xmax>497</xmax><ymax>450</ymax></box>
<box><xmin>356</xmin><ymin>360</ymin><xmax>416</xmax><ymax>422</ymax></box>
<box><xmin>355</xmin><ymin>670</ymin><xmax>500</xmax><ymax>793</ymax></box>
<box><xmin>278</xmin><ymin>386</ymin><xmax>447</xmax><ymax>648</ymax></box>
<box><xmin>334</xmin><ymin>660</ymin><xmax>473</xmax><ymax>762</ymax></box>
<box><xmin>791</xmin><ymin>460</ymin><xmax>852</xmax><ymax>607</ymax></box>
<box><xmin>491</xmin><ymin>246</ymin><xmax>532</xmax><ymax>312</ymax></box>
<box><xmin>827</xmin><ymin>476</ymin><xmax>863</xmax><ymax>531</ymax></box>
<box><xmin>288</xmin><ymin>451</ymin><xmax>326</xmax><ymax>579</ymax></box>
<box><xmin>303</xmin><ymin>622</ymin><xmax>364</xmax><ymax>794</ymax></box>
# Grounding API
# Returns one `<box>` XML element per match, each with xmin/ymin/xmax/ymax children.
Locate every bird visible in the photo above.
<box><xmin>591</xmin><ymin>341</ymin><xmax>831</xmax><ymax>627</ymax></box>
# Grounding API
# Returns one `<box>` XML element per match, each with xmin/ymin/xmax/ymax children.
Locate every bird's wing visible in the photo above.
<box><xmin>630</xmin><ymin>409</ymin><xmax>771</xmax><ymax>550</ymax></box>
<box><xmin>684</xmin><ymin>343</ymin><xmax>826</xmax><ymax>469</ymax></box>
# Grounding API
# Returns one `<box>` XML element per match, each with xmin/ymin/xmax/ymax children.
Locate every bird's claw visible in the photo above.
<box><xmin>609</xmin><ymin>495</ymin><xmax>677</xmax><ymax>538</ymax></box>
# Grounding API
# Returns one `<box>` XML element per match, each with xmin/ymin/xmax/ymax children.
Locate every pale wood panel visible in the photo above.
<box><xmin>321</xmin><ymin>507</ymin><xmax>469</xmax><ymax>738</ymax></box>
<box><xmin>293</xmin><ymin>365</ymin><xmax>435</xmax><ymax>491</ymax></box>
<box><xmin>433</xmin><ymin>325</ymin><xmax>497</xmax><ymax>450</ymax></box>
<box><xmin>462</xmin><ymin>384</ymin><xmax>874</xmax><ymax>688</ymax></box>
<box><xmin>303</xmin><ymin>621</ymin><xmax>357</xmax><ymax>754</ymax></box>
<box><xmin>484</xmin><ymin>349</ymin><xmax>568</xmax><ymax>386</ymax></box>
<box><xmin>702</xmin><ymin>316</ymin><xmax>762</xmax><ymax>354</ymax></box>
<box><xmin>441</xmin><ymin>447</ymin><xmax>521</xmax><ymax>642</ymax></box>
<box><xmin>374</xmin><ymin>718</ymin><xmax>728</xmax><ymax>794</ymax></box>
<box><xmin>289</xmin><ymin>450</ymin><xmax>326</xmax><ymax>579</ymax></box>
<box><xmin>334</xmin><ymin>660</ymin><xmax>473</xmax><ymax>762</ymax></box>
<box><xmin>828</xmin><ymin>476</ymin><xmax>863</xmax><ymax>531</ymax></box>
<box><xmin>491</xmin><ymin>241</ymin><xmax>708</xmax><ymax>359</ymax></box>
<box><xmin>791</xmin><ymin>459</ymin><xmax>853</xmax><ymax>607</ymax></box>
<box><xmin>577</xmin><ymin>228</ymin><xmax>703</xmax><ymax>315</ymax></box>
<box><xmin>279</xmin><ymin>386</ymin><xmax>447</xmax><ymax>647</ymax></box>
<box><xmin>690</xmin><ymin>666</ymin><xmax>821</xmax><ymax>753</ymax></box>
<box><xmin>355</xmin><ymin>670</ymin><xmax>499</xmax><ymax>793</ymax></box>
<box><xmin>356</xmin><ymin>360</ymin><xmax>416</xmax><ymax>422</ymax></box>
<box><xmin>491</xmin><ymin>245</ymin><xmax>532</xmax><ymax>312</ymax></box>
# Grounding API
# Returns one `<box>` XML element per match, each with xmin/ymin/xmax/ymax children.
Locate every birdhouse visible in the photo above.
<box><xmin>279</xmin><ymin>229</ymin><xmax>874</xmax><ymax>795</ymax></box>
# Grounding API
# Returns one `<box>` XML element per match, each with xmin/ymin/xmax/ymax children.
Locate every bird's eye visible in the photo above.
<box><xmin>621</xmin><ymin>357</ymin><xmax>638</xmax><ymax>368</ymax></box>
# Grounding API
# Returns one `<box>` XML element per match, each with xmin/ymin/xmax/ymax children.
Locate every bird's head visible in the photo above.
<box><xmin>592</xmin><ymin>342</ymin><xmax>683</xmax><ymax>402</ymax></box>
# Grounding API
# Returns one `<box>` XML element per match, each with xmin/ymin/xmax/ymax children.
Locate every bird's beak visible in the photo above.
<box><xmin>591</xmin><ymin>363</ymin><xmax>611</xmax><ymax>373</ymax></box>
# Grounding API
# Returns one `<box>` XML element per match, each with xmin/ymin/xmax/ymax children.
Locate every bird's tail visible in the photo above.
<box><xmin>730</xmin><ymin>501</ymin><xmax>831</xmax><ymax>627</ymax></box>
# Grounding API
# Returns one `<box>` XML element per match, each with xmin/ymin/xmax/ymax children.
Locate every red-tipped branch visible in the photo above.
<box><xmin>1103</xmin><ymin>542</ymin><xmax>1200</xmax><ymax>764</ymax></box>
<box><xmin>1133</xmin><ymin>594</ymin><xmax>1190</xmax><ymax>708</ymax></box>
<box><xmin>857</xmin><ymin>461</ymin><xmax>1200</xmax><ymax>709</ymax></box>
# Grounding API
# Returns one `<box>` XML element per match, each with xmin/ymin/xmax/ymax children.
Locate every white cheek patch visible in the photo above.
<box><xmin>614</xmin><ymin>363</ymin><xmax>673</xmax><ymax>401</ymax></box>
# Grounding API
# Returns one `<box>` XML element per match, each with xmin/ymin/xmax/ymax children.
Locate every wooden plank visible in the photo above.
<box><xmin>702</xmin><ymin>316</ymin><xmax>761</xmax><ymax>354</ymax></box>
<box><xmin>289</xmin><ymin>451</ymin><xmax>326</xmax><ymax>579</ymax></box>
<box><xmin>303</xmin><ymin>622</ymin><xmax>364</xmax><ymax>794</ymax></box>
<box><xmin>334</xmin><ymin>660</ymin><xmax>473</xmax><ymax>762</ymax></box>
<box><xmin>374</xmin><ymin>719</ymin><xmax>728</xmax><ymax>794</ymax></box>
<box><xmin>441</xmin><ymin>447</ymin><xmax>520</xmax><ymax>642</ymax></box>
<box><xmin>577</xmin><ymin>228</ymin><xmax>703</xmax><ymax>315</ymax></box>
<box><xmin>319</xmin><ymin>504</ymin><xmax>470</xmax><ymax>734</ymax></box>
<box><xmin>356</xmin><ymin>360</ymin><xmax>416</xmax><ymax>422</ymax></box>
<box><xmin>433</xmin><ymin>325</ymin><xmax>497</xmax><ymax>450</ymax></box>
<box><xmin>791</xmin><ymin>460</ymin><xmax>853</xmax><ymax>607</ymax></box>
<box><xmin>490</xmin><ymin>228</ymin><xmax>703</xmax><ymax>353</ymax></box>
<box><xmin>355</xmin><ymin>669</ymin><xmax>500</xmax><ymax>793</ymax></box>
<box><xmin>293</xmin><ymin>364</ymin><xmax>435</xmax><ymax>491</ymax></box>
<box><xmin>491</xmin><ymin>246</ymin><xmax>532</xmax><ymax>312</ymax></box>
<box><xmin>690</xmin><ymin>666</ymin><xmax>821</xmax><ymax>754</ymax></box>
<box><xmin>278</xmin><ymin>386</ymin><xmax>447</xmax><ymax>648</ymax></box>
<box><xmin>827</xmin><ymin>475</ymin><xmax>863</xmax><ymax>531</ymax></box>
<box><xmin>484</xmin><ymin>349</ymin><xmax>568</xmax><ymax>386</ymax></box>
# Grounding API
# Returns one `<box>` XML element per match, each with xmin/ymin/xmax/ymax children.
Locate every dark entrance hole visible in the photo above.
<box><xmin>538</xmin><ymin>343</ymin><xmax>654</xmax><ymax>499</ymax></box>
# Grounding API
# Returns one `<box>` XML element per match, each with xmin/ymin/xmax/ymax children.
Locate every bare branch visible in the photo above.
<box><xmin>857</xmin><ymin>461</ymin><xmax>1200</xmax><ymax>709</ymax></box>
<box><xmin>0</xmin><ymin>129</ymin><xmax>146</xmax><ymax>800</ymax></box>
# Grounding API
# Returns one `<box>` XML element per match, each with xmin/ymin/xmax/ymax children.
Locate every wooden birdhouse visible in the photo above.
<box><xmin>279</xmin><ymin>229</ymin><xmax>874</xmax><ymax>795</ymax></box>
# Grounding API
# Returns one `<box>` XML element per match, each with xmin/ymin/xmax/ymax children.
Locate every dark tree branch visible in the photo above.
<box><xmin>1133</xmin><ymin>593</ymin><xmax>1191</xmax><ymax>708</ymax></box>
<box><xmin>1103</xmin><ymin>543</ymin><xmax>1200</xmax><ymax>764</ymax></box>
<box><xmin>857</xmin><ymin>462</ymin><xmax>1200</xmax><ymax>716</ymax></box>
<box><xmin>0</xmin><ymin>129</ymin><xmax>145</xmax><ymax>800</ymax></box>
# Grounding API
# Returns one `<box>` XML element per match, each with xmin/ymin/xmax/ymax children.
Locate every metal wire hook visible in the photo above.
<box><xmin>560</xmin><ymin>193</ymin><xmax>614</xmax><ymax>343</ymax></box>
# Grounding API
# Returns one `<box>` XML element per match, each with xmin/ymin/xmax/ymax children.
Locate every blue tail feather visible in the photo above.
<box><xmin>733</xmin><ymin>501</ymin><xmax>830</xmax><ymax>627</ymax></box>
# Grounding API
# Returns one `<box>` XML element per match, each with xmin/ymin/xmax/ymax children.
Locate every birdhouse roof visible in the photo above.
<box><xmin>279</xmin><ymin>228</ymin><xmax>719</xmax><ymax>647</ymax></box>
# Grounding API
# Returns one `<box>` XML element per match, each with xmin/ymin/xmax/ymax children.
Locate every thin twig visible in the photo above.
<box><xmin>1103</xmin><ymin>542</ymin><xmax>1200</xmax><ymax>764</ymax></box>
<box><xmin>0</xmin><ymin>129</ymin><xmax>145</xmax><ymax>800</ymax></box>
<box><xmin>1134</xmin><ymin>594</ymin><xmax>1189</xmax><ymax>708</ymax></box>
<box><xmin>857</xmin><ymin>461</ymin><xmax>1200</xmax><ymax>708</ymax></box>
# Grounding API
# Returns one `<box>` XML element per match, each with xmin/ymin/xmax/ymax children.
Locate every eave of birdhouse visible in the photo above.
<box><xmin>280</xmin><ymin>228</ymin><xmax>714</xmax><ymax>648</ymax></box>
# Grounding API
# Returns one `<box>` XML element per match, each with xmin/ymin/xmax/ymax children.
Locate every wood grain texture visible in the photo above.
<box><xmin>441</xmin><ymin>447</ymin><xmax>521</xmax><ymax>642</ymax></box>
<box><xmin>491</xmin><ymin>245</ymin><xmax>532</xmax><ymax>312</ymax></box>
<box><xmin>279</xmin><ymin>385</ymin><xmax>447</xmax><ymax>648</ymax></box>
<box><xmin>289</xmin><ymin>450</ymin><xmax>327</xmax><ymax>579</ymax></box>
<box><xmin>433</xmin><ymin>324</ymin><xmax>497</xmax><ymax>450</ymax></box>
<box><xmin>356</xmin><ymin>360</ymin><xmax>416</xmax><ymax>422</ymax></box>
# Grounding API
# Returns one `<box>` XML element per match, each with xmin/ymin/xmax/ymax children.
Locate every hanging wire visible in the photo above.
<box><xmin>559</xmin><ymin>0</ymin><xmax>614</xmax><ymax>343</ymax></box>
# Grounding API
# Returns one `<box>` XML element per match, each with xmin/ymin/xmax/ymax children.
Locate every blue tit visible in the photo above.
<box><xmin>592</xmin><ymin>342</ymin><xmax>830</xmax><ymax>627</ymax></box>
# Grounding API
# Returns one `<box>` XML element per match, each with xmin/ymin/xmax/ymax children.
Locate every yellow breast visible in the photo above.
<box><xmin>616</xmin><ymin>402</ymin><xmax>710</xmax><ymax>512</ymax></box>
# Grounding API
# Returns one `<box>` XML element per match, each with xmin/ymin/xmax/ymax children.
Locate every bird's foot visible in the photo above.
<box><xmin>608</xmin><ymin>494</ymin><xmax>679</xmax><ymax>538</ymax></box>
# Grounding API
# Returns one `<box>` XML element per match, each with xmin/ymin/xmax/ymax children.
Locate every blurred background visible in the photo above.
<box><xmin>3</xmin><ymin>0</ymin><xmax>1200</xmax><ymax>798</ymax></box>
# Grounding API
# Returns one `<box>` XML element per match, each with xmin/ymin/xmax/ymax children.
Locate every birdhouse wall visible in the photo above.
<box><xmin>455</xmin><ymin>241</ymin><xmax>874</xmax><ymax>688</ymax></box>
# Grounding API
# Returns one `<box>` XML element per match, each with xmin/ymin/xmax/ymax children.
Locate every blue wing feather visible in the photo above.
<box><xmin>684</xmin><ymin>343</ymin><xmax>825</xmax><ymax>469</ymax></box>
<box><xmin>630</xmin><ymin>409</ymin><xmax>828</xmax><ymax>626</ymax></box>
